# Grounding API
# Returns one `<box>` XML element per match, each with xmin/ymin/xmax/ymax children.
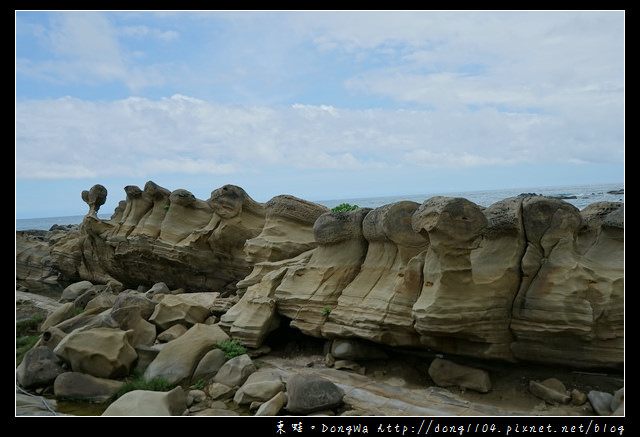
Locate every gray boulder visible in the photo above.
<box><xmin>16</xmin><ymin>346</ymin><xmax>66</xmax><ymax>389</ymax></box>
<box><xmin>192</xmin><ymin>348</ymin><xmax>227</xmax><ymax>382</ymax></box>
<box><xmin>588</xmin><ymin>390</ymin><xmax>614</xmax><ymax>415</ymax></box>
<box><xmin>428</xmin><ymin>358</ymin><xmax>492</xmax><ymax>393</ymax></box>
<box><xmin>111</xmin><ymin>292</ymin><xmax>157</xmax><ymax>320</ymax></box>
<box><xmin>53</xmin><ymin>372</ymin><xmax>123</xmax><ymax>402</ymax></box>
<box><xmin>529</xmin><ymin>378</ymin><xmax>571</xmax><ymax>404</ymax></box>
<box><xmin>285</xmin><ymin>373</ymin><xmax>344</xmax><ymax>414</ymax></box>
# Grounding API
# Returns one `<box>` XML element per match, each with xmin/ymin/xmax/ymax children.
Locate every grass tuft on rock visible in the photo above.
<box><xmin>16</xmin><ymin>314</ymin><xmax>44</xmax><ymax>365</ymax></box>
<box><xmin>112</xmin><ymin>371</ymin><xmax>174</xmax><ymax>401</ymax></box>
<box><xmin>331</xmin><ymin>203</ymin><xmax>359</xmax><ymax>212</ymax></box>
<box><xmin>217</xmin><ymin>339</ymin><xmax>247</xmax><ymax>359</ymax></box>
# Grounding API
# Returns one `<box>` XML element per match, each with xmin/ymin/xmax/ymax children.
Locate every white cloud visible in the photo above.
<box><xmin>15</xmin><ymin>92</ymin><xmax>623</xmax><ymax>182</ymax></box>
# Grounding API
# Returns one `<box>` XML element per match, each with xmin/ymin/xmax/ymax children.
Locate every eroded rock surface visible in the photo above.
<box><xmin>16</xmin><ymin>183</ymin><xmax>624</xmax><ymax>371</ymax></box>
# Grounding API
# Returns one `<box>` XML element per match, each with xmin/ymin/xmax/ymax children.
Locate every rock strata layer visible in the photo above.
<box><xmin>16</xmin><ymin>182</ymin><xmax>624</xmax><ymax>370</ymax></box>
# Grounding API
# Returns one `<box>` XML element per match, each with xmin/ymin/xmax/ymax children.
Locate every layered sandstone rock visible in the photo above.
<box><xmin>17</xmin><ymin>182</ymin><xmax>624</xmax><ymax>370</ymax></box>
<box><xmin>510</xmin><ymin>199</ymin><xmax>624</xmax><ymax>369</ymax></box>
<box><xmin>237</xmin><ymin>195</ymin><xmax>329</xmax><ymax>294</ymax></box>
<box><xmin>410</xmin><ymin>197</ymin><xmax>524</xmax><ymax>361</ymax></box>
<box><xmin>322</xmin><ymin>201</ymin><xmax>429</xmax><ymax>347</ymax></box>
<box><xmin>50</xmin><ymin>183</ymin><xmax>269</xmax><ymax>293</ymax></box>
<box><xmin>219</xmin><ymin>195</ymin><xmax>328</xmax><ymax>347</ymax></box>
<box><xmin>275</xmin><ymin>208</ymin><xmax>372</xmax><ymax>337</ymax></box>
<box><xmin>16</xmin><ymin>228</ymin><xmax>77</xmax><ymax>294</ymax></box>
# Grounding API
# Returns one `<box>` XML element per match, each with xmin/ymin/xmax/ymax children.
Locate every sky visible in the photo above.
<box><xmin>15</xmin><ymin>10</ymin><xmax>625</xmax><ymax>219</ymax></box>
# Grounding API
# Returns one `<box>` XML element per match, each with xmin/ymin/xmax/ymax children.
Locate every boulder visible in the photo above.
<box><xmin>428</xmin><ymin>358</ymin><xmax>492</xmax><ymax>393</ymax></box>
<box><xmin>40</xmin><ymin>302</ymin><xmax>77</xmax><ymax>332</ymax></box>
<box><xmin>234</xmin><ymin>379</ymin><xmax>285</xmax><ymax>405</ymax></box>
<box><xmin>144</xmin><ymin>323</ymin><xmax>229</xmax><ymax>385</ymax></box>
<box><xmin>285</xmin><ymin>373</ymin><xmax>344</xmax><ymax>414</ymax></box>
<box><xmin>133</xmin><ymin>344</ymin><xmax>162</xmax><ymax>373</ymax></box>
<box><xmin>16</xmin><ymin>346</ymin><xmax>66</xmax><ymax>389</ymax></box>
<box><xmin>255</xmin><ymin>391</ymin><xmax>288</xmax><ymax>416</ymax></box>
<box><xmin>111</xmin><ymin>291</ymin><xmax>157</xmax><ymax>319</ymax></box>
<box><xmin>110</xmin><ymin>305</ymin><xmax>157</xmax><ymax>347</ymax></box>
<box><xmin>59</xmin><ymin>281</ymin><xmax>94</xmax><ymax>303</ymax></box>
<box><xmin>85</xmin><ymin>292</ymin><xmax>118</xmax><ymax>312</ymax></box>
<box><xmin>588</xmin><ymin>390</ymin><xmax>614</xmax><ymax>415</ymax></box>
<box><xmin>148</xmin><ymin>292</ymin><xmax>219</xmax><ymax>331</ymax></box>
<box><xmin>145</xmin><ymin>282</ymin><xmax>171</xmax><ymax>299</ymax></box>
<box><xmin>206</xmin><ymin>382</ymin><xmax>235</xmax><ymax>400</ymax></box>
<box><xmin>529</xmin><ymin>378</ymin><xmax>571</xmax><ymax>404</ymax></box>
<box><xmin>37</xmin><ymin>326</ymin><xmax>67</xmax><ymax>350</ymax></box>
<box><xmin>101</xmin><ymin>386</ymin><xmax>186</xmax><ymax>416</ymax></box>
<box><xmin>157</xmin><ymin>324</ymin><xmax>188</xmax><ymax>342</ymax></box>
<box><xmin>53</xmin><ymin>371</ymin><xmax>123</xmax><ymax>402</ymax></box>
<box><xmin>611</xmin><ymin>387</ymin><xmax>624</xmax><ymax>415</ymax></box>
<box><xmin>53</xmin><ymin>327</ymin><xmax>137</xmax><ymax>378</ymax></box>
<box><xmin>213</xmin><ymin>354</ymin><xmax>256</xmax><ymax>387</ymax></box>
<box><xmin>192</xmin><ymin>348</ymin><xmax>227</xmax><ymax>382</ymax></box>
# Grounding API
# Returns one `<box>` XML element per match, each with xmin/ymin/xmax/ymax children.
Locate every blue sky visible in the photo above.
<box><xmin>15</xmin><ymin>10</ymin><xmax>624</xmax><ymax>219</ymax></box>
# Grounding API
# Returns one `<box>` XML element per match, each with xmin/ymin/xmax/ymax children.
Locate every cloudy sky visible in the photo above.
<box><xmin>15</xmin><ymin>10</ymin><xmax>624</xmax><ymax>219</ymax></box>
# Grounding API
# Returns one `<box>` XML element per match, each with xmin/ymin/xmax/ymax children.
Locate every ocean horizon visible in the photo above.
<box><xmin>16</xmin><ymin>181</ymin><xmax>624</xmax><ymax>232</ymax></box>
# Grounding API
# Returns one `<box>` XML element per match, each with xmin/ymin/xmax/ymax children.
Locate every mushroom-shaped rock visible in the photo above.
<box><xmin>323</xmin><ymin>201</ymin><xmax>429</xmax><ymax>346</ymax></box>
<box><xmin>82</xmin><ymin>184</ymin><xmax>107</xmax><ymax>217</ymax></box>
<box><xmin>275</xmin><ymin>208</ymin><xmax>372</xmax><ymax>337</ymax></box>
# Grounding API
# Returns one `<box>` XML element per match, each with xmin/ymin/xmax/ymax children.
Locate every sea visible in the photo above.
<box><xmin>16</xmin><ymin>182</ymin><xmax>624</xmax><ymax>232</ymax></box>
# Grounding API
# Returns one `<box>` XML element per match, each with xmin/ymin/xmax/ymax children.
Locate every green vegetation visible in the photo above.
<box><xmin>16</xmin><ymin>336</ymin><xmax>40</xmax><ymax>366</ymax></box>
<box><xmin>322</xmin><ymin>306</ymin><xmax>332</xmax><ymax>315</ymax></box>
<box><xmin>16</xmin><ymin>314</ymin><xmax>43</xmax><ymax>334</ymax></box>
<box><xmin>164</xmin><ymin>204</ymin><xmax>170</xmax><ymax>211</ymax></box>
<box><xmin>331</xmin><ymin>203</ymin><xmax>359</xmax><ymax>212</ymax></box>
<box><xmin>217</xmin><ymin>339</ymin><xmax>247</xmax><ymax>359</ymax></box>
<box><xmin>112</xmin><ymin>371</ymin><xmax>174</xmax><ymax>401</ymax></box>
<box><xmin>193</xmin><ymin>379</ymin><xmax>207</xmax><ymax>390</ymax></box>
<box><xmin>16</xmin><ymin>314</ymin><xmax>44</xmax><ymax>365</ymax></box>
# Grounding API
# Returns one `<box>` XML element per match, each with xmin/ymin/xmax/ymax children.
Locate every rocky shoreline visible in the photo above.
<box><xmin>16</xmin><ymin>182</ymin><xmax>624</xmax><ymax>417</ymax></box>
<box><xmin>14</xmin><ymin>287</ymin><xmax>624</xmax><ymax>417</ymax></box>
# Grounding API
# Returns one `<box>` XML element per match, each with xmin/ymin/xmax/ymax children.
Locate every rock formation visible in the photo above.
<box><xmin>16</xmin><ymin>183</ymin><xmax>624</xmax><ymax>372</ymax></box>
